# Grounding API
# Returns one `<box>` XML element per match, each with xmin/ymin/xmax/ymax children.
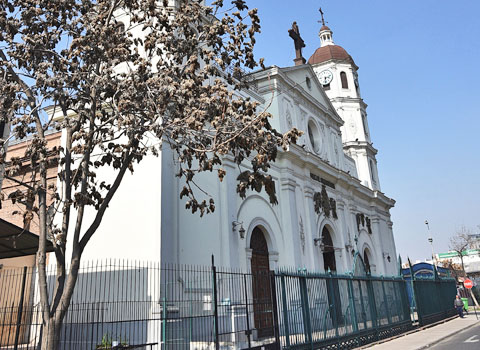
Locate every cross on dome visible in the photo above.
<box><xmin>318</xmin><ymin>8</ymin><xmax>334</xmax><ymax>47</ymax></box>
<box><xmin>319</xmin><ymin>8</ymin><xmax>326</xmax><ymax>26</ymax></box>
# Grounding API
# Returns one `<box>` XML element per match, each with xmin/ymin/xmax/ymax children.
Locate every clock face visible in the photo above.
<box><xmin>318</xmin><ymin>70</ymin><xmax>333</xmax><ymax>85</ymax></box>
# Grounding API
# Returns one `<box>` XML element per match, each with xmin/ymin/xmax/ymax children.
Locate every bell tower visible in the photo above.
<box><xmin>308</xmin><ymin>9</ymin><xmax>381</xmax><ymax>191</ymax></box>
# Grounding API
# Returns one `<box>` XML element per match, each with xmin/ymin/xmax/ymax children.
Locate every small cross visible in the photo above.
<box><xmin>318</xmin><ymin>8</ymin><xmax>326</xmax><ymax>26</ymax></box>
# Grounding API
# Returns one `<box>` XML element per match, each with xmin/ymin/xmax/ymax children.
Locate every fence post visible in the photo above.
<box><xmin>400</xmin><ymin>280</ymin><xmax>411</xmax><ymax>322</ymax></box>
<box><xmin>211</xmin><ymin>255</ymin><xmax>220</xmax><ymax>350</ymax></box>
<box><xmin>280</xmin><ymin>274</ymin><xmax>291</xmax><ymax>348</ymax></box>
<box><xmin>366</xmin><ymin>277</ymin><xmax>378</xmax><ymax>335</ymax></box>
<box><xmin>162</xmin><ymin>297</ymin><xmax>166</xmax><ymax>349</ymax></box>
<box><xmin>347</xmin><ymin>278</ymin><xmax>358</xmax><ymax>333</ymax></box>
<box><xmin>408</xmin><ymin>260</ymin><xmax>422</xmax><ymax>325</ymax></box>
<box><xmin>299</xmin><ymin>275</ymin><xmax>312</xmax><ymax>348</ymax></box>
<box><xmin>243</xmin><ymin>274</ymin><xmax>252</xmax><ymax>349</ymax></box>
<box><xmin>270</xmin><ymin>272</ymin><xmax>281</xmax><ymax>348</ymax></box>
<box><xmin>13</xmin><ymin>266</ymin><xmax>27</xmax><ymax>350</ymax></box>
<box><xmin>327</xmin><ymin>273</ymin><xmax>339</xmax><ymax>339</ymax></box>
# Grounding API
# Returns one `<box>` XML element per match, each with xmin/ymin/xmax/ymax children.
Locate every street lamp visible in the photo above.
<box><xmin>425</xmin><ymin>220</ymin><xmax>436</xmax><ymax>266</ymax></box>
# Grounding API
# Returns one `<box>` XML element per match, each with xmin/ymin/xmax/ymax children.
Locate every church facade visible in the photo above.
<box><xmin>56</xmin><ymin>17</ymin><xmax>398</xmax><ymax>277</ymax></box>
<box><xmin>157</xmin><ymin>21</ymin><xmax>398</xmax><ymax>276</ymax></box>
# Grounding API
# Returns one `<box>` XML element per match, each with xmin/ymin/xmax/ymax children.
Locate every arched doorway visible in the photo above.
<box><xmin>363</xmin><ymin>246</ymin><xmax>376</xmax><ymax>275</ymax></box>
<box><xmin>363</xmin><ymin>249</ymin><xmax>371</xmax><ymax>274</ymax></box>
<box><xmin>250</xmin><ymin>227</ymin><xmax>274</xmax><ymax>337</ymax></box>
<box><xmin>321</xmin><ymin>226</ymin><xmax>343</xmax><ymax>325</ymax></box>
<box><xmin>322</xmin><ymin>226</ymin><xmax>336</xmax><ymax>272</ymax></box>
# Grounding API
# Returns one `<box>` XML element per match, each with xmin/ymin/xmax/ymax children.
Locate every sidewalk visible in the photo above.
<box><xmin>363</xmin><ymin>314</ymin><xmax>480</xmax><ymax>349</ymax></box>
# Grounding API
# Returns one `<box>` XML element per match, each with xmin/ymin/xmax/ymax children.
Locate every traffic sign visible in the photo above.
<box><xmin>464</xmin><ymin>279</ymin><xmax>474</xmax><ymax>289</ymax></box>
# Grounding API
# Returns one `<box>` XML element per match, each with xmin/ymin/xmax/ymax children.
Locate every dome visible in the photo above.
<box><xmin>320</xmin><ymin>25</ymin><xmax>331</xmax><ymax>32</ymax></box>
<box><xmin>308</xmin><ymin>45</ymin><xmax>357</xmax><ymax>68</ymax></box>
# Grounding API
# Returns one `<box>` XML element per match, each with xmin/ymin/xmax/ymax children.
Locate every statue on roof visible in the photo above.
<box><xmin>288</xmin><ymin>21</ymin><xmax>306</xmax><ymax>66</ymax></box>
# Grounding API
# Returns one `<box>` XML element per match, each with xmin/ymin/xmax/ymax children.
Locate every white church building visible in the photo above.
<box><xmin>73</xmin><ymin>18</ymin><xmax>398</xmax><ymax>278</ymax></box>
<box><xmin>0</xmin><ymin>11</ymin><xmax>403</xmax><ymax>350</ymax></box>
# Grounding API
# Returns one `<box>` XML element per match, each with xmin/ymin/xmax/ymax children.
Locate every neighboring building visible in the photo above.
<box><xmin>66</xmin><ymin>16</ymin><xmax>399</xmax><ymax>277</ymax></box>
<box><xmin>436</xmin><ymin>249</ymin><xmax>480</xmax><ymax>277</ymax></box>
<box><xmin>469</xmin><ymin>233</ymin><xmax>480</xmax><ymax>250</ymax></box>
<box><xmin>0</xmin><ymin>131</ymin><xmax>59</xmax><ymax>346</ymax></box>
<box><xmin>401</xmin><ymin>262</ymin><xmax>450</xmax><ymax>279</ymax></box>
<box><xmin>0</xmin><ymin>130</ymin><xmax>61</xmax><ymax>268</ymax></box>
<box><xmin>401</xmin><ymin>262</ymin><xmax>450</xmax><ymax>311</ymax></box>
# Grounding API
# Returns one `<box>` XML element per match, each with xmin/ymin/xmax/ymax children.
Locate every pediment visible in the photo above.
<box><xmin>278</xmin><ymin>65</ymin><xmax>342</xmax><ymax>126</ymax></box>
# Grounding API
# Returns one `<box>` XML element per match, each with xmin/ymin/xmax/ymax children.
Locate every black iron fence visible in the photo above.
<box><xmin>410</xmin><ymin>274</ymin><xmax>458</xmax><ymax>326</ymax></box>
<box><xmin>273</xmin><ymin>269</ymin><xmax>412</xmax><ymax>350</ymax></box>
<box><xmin>0</xmin><ymin>259</ymin><xmax>457</xmax><ymax>350</ymax></box>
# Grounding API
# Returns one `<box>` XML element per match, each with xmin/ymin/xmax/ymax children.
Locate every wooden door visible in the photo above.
<box><xmin>322</xmin><ymin>227</ymin><xmax>343</xmax><ymax>326</ymax></box>
<box><xmin>250</xmin><ymin>227</ymin><xmax>274</xmax><ymax>338</ymax></box>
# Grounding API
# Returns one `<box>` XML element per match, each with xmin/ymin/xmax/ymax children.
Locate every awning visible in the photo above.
<box><xmin>0</xmin><ymin>218</ymin><xmax>54</xmax><ymax>259</ymax></box>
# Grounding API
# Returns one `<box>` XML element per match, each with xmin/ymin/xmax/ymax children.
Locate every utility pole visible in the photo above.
<box><xmin>425</xmin><ymin>220</ymin><xmax>436</xmax><ymax>266</ymax></box>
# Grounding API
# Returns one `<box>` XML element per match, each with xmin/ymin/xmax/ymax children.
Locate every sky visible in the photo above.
<box><xmin>246</xmin><ymin>0</ymin><xmax>480</xmax><ymax>261</ymax></box>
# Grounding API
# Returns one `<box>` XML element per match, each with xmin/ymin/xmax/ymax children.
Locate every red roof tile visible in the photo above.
<box><xmin>308</xmin><ymin>45</ymin><xmax>357</xmax><ymax>68</ymax></box>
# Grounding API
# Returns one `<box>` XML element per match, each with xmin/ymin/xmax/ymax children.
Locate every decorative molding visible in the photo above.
<box><xmin>310</xmin><ymin>172</ymin><xmax>335</xmax><ymax>189</ymax></box>
<box><xmin>284</xmin><ymin>98</ymin><xmax>294</xmax><ymax>129</ymax></box>
<box><xmin>245</xmin><ymin>248</ymin><xmax>253</xmax><ymax>260</ymax></box>
<box><xmin>336</xmin><ymin>199</ymin><xmax>345</xmax><ymax>210</ymax></box>
<box><xmin>304</xmin><ymin>185</ymin><xmax>315</xmax><ymax>198</ymax></box>
<box><xmin>299</xmin><ymin>217</ymin><xmax>305</xmax><ymax>253</ymax></box>
<box><xmin>313</xmin><ymin>184</ymin><xmax>337</xmax><ymax>219</ymax></box>
<box><xmin>356</xmin><ymin>213</ymin><xmax>372</xmax><ymax>234</ymax></box>
<box><xmin>269</xmin><ymin>251</ymin><xmax>279</xmax><ymax>263</ymax></box>
<box><xmin>280</xmin><ymin>178</ymin><xmax>297</xmax><ymax>191</ymax></box>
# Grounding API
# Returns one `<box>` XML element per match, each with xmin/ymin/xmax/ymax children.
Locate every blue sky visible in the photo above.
<box><xmin>247</xmin><ymin>0</ymin><xmax>480</xmax><ymax>261</ymax></box>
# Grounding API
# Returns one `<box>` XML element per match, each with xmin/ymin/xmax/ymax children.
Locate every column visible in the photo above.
<box><xmin>303</xmin><ymin>184</ymin><xmax>318</xmax><ymax>270</ymax></box>
<box><xmin>279</xmin><ymin>177</ymin><xmax>302</xmax><ymax>267</ymax></box>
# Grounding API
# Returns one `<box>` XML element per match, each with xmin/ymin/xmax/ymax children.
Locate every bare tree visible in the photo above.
<box><xmin>0</xmin><ymin>1</ymin><xmax>300</xmax><ymax>349</ymax></box>
<box><xmin>449</xmin><ymin>225</ymin><xmax>479</xmax><ymax>307</ymax></box>
<box><xmin>449</xmin><ymin>225</ymin><xmax>474</xmax><ymax>276</ymax></box>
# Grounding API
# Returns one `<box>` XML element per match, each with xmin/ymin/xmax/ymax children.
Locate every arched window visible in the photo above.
<box><xmin>340</xmin><ymin>71</ymin><xmax>348</xmax><ymax>89</ymax></box>
<box><xmin>322</xmin><ymin>227</ymin><xmax>336</xmax><ymax>272</ymax></box>
<box><xmin>363</xmin><ymin>250</ymin><xmax>371</xmax><ymax>274</ymax></box>
<box><xmin>369</xmin><ymin>160</ymin><xmax>377</xmax><ymax>185</ymax></box>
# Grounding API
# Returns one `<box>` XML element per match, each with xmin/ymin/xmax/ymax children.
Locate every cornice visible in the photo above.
<box><xmin>331</xmin><ymin>97</ymin><xmax>368</xmax><ymax>109</ymax></box>
<box><xmin>343</xmin><ymin>141</ymin><xmax>378</xmax><ymax>156</ymax></box>
<box><xmin>278</xmin><ymin>143</ymin><xmax>395</xmax><ymax>209</ymax></box>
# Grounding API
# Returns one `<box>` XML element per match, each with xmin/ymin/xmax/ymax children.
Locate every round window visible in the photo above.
<box><xmin>306</xmin><ymin>76</ymin><xmax>311</xmax><ymax>90</ymax></box>
<box><xmin>307</xmin><ymin>120</ymin><xmax>321</xmax><ymax>153</ymax></box>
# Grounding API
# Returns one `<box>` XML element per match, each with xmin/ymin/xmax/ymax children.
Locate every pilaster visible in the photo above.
<box><xmin>279</xmin><ymin>177</ymin><xmax>302</xmax><ymax>267</ymax></box>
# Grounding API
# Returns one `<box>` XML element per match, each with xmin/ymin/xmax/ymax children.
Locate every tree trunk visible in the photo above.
<box><xmin>460</xmin><ymin>255</ymin><xmax>466</xmax><ymax>277</ymax></box>
<box><xmin>40</xmin><ymin>317</ymin><xmax>62</xmax><ymax>350</ymax></box>
<box><xmin>470</xmin><ymin>289</ymin><xmax>480</xmax><ymax>308</ymax></box>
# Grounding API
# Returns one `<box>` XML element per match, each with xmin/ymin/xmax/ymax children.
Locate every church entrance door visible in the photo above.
<box><xmin>250</xmin><ymin>227</ymin><xmax>274</xmax><ymax>338</ymax></box>
<box><xmin>322</xmin><ymin>227</ymin><xmax>343</xmax><ymax>326</ymax></box>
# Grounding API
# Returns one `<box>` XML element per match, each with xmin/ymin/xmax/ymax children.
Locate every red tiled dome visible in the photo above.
<box><xmin>320</xmin><ymin>25</ymin><xmax>331</xmax><ymax>31</ymax></box>
<box><xmin>308</xmin><ymin>45</ymin><xmax>357</xmax><ymax>67</ymax></box>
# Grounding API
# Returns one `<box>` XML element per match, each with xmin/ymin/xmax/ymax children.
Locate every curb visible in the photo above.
<box><xmin>357</xmin><ymin>315</ymin><xmax>477</xmax><ymax>349</ymax></box>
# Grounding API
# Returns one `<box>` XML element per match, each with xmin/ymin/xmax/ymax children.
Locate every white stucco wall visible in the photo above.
<box><xmin>161</xmin><ymin>65</ymin><xmax>398</xmax><ymax>276</ymax></box>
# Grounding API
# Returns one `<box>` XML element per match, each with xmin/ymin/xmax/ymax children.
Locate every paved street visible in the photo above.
<box><xmin>430</xmin><ymin>322</ymin><xmax>480</xmax><ymax>350</ymax></box>
<box><xmin>365</xmin><ymin>314</ymin><xmax>479</xmax><ymax>349</ymax></box>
